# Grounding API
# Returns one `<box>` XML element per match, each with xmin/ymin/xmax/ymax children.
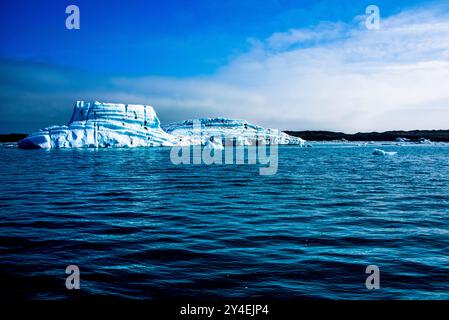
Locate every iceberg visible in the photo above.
<box><xmin>18</xmin><ymin>102</ymin><xmax>306</xmax><ymax>149</ymax></box>
<box><xmin>372</xmin><ymin>149</ymin><xmax>397</xmax><ymax>156</ymax></box>
<box><xmin>18</xmin><ymin>101</ymin><xmax>175</xmax><ymax>149</ymax></box>
<box><xmin>163</xmin><ymin>118</ymin><xmax>305</xmax><ymax>146</ymax></box>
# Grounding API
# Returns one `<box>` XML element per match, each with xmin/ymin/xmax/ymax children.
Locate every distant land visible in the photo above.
<box><xmin>2</xmin><ymin>130</ymin><xmax>449</xmax><ymax>143</ymax></box>
<box><xmin>285</xmin><ymin>130</ymin><xmax>449</xmax><ymax>142</ymax></box>
<box><xmin>0</xmin><ymin>134</ymin><xmax>27</xmax><ymax>143</ymax></box>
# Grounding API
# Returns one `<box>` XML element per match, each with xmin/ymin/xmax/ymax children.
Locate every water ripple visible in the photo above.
<box><xmin>1</xmin><ymin>144</ymin><xmax>449</xmax><ymax>299</ymax></box>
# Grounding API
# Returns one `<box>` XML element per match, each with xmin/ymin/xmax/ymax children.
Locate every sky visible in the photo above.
<box><xmin>1</xmin><ymin>0</ymin><xmax>449</xmax><ymax>133</ymax></box>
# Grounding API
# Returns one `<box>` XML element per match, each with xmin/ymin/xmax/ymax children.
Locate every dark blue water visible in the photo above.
<box><xmin>1</xmin><ymin>144</ymin><xmax>449</xmax><ymax>300</ymax></box>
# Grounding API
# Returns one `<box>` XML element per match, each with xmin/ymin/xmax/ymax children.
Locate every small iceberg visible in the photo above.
<box><xmin>372</xmin><ymin>149</ymin><xmax>397</xmax><ymax>156</ymax></box>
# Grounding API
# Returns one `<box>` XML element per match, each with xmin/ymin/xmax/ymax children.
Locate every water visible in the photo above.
<box><xmin>1</xmin><ymin>143</ymin><xmax>449</xmax><ymax>300</ymax></box>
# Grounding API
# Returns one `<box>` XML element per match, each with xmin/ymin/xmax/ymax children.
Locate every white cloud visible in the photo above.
<box><xmin>3</xmin><ymin>4</ymin><xmax>449</xmax><ymax>133</ymax></box>
<box><xmin>266</xmin><ymin>22</ymin><xmax>347</xmax><ymax>50</ymax></box>
<box><xmin>111</xmin><ymin>5</ymin><xmax>449</xmax><ymax>132</ymax></box>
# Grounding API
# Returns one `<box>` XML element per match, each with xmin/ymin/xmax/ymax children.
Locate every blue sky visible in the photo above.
<box><xmin>1</xmin><ymin>0</ymin><xmax>449</xmax><ymax>133</ymax></box>
<box><xmin>0</xmin><ymin>0</ymin><xmax>433</xmax><ymax>76</ymax></box>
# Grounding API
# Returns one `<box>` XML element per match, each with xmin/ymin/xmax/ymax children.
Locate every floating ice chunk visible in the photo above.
<box><xmin>372</xmin><ymin>149</ymin><xmax>397</xmax><ymax>156</ymax></box>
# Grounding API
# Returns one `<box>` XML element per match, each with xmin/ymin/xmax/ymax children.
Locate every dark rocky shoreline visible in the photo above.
<box><xmin>285</xmin><ymin>130</ymin><xmax>449</xmax><ymax>142</ymax></box>
<box><xmin>0</xmin><ymin>134</ymin><xmax>27</xmax><ymax>143</ymax></box>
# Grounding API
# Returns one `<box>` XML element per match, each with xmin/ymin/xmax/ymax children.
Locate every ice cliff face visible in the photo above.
<box><xmin>163</xmin><ymin>118</ymin><xmax>305</xmax><ymax>147</ymax></box>
<box><xmin>18</xmin><ymin>101</ymin><xmax>175</xmax><ymax>149</ymax></box>
<box><xmin>18</xmin><ymin>102</ymin><xmax>305</xmax><ymax>149</ymax></box>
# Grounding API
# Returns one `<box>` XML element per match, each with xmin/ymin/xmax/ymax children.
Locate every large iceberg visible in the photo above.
<box><xmin>163</xmin><ymin>118</ymin><xmax>305</xmax><ymax>147</ymax></box>
<box><xmin>18</xmin><ymin>101</ymin><xmax>175</xmax><ymax>149</ymax></box>
<box><xmin>18</xmin><ymin>101</ymin><xmax>305</xmax><ymax>149</ymax></box>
